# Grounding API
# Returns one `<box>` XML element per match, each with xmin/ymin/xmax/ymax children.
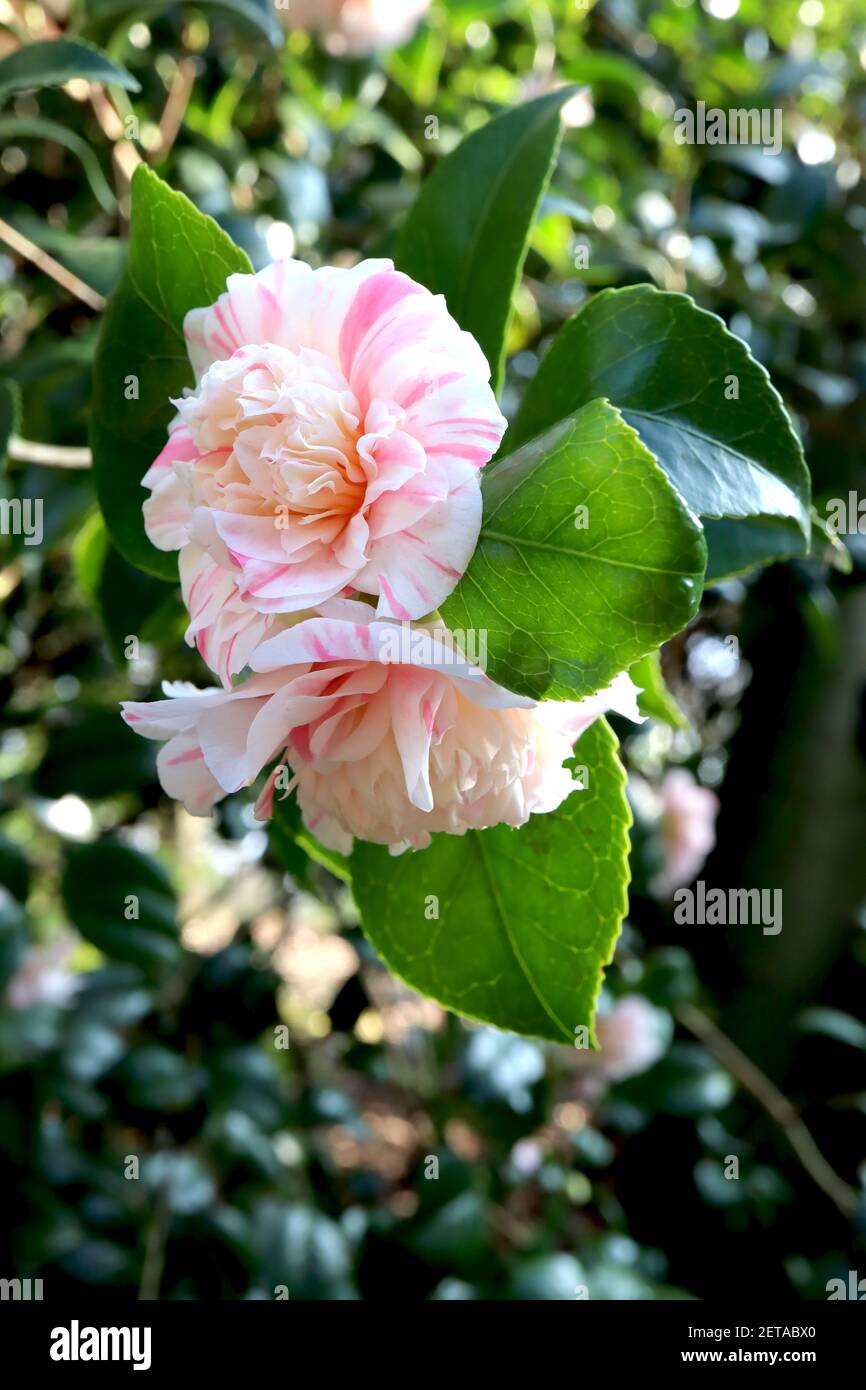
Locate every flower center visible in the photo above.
<box><xmin>180</xmin><ymin>344</ymin><xmax>367</xmax><ymax>521</ymax></box>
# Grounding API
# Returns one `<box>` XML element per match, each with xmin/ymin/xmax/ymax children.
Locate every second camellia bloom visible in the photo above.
<box><xmin>121</xmin><ymin>601</ymin><xmax>642</xmax><ymax>855</ymax></box>
<box><xmin>143</xmin><ymin>258</ymin><xmax>507</xmax><ymax>687</ymax></box>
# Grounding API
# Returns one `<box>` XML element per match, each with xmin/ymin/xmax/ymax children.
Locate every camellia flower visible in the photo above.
<box><xmin>651</xmin><ymin>767</ymin><xmax>719</xmax><ymax>897</ymax></box>
<box><xmin>121</xmin><ymin>601</ymin><xmax>642</xmax><ymax>854</ymax></box>
<box><xmin>143</xmin><ymin>258</ymin><xmax>506</xmax><ymax>687</ymax></box>
<box><xmin>282</xmin><ymin>0</ymin><xmax>432</xmax><ymax>57</ymax></box>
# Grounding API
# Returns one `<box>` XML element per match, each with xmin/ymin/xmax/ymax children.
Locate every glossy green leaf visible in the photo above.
<box><xmin>396</xmin><ymin>89</ymin><xmax>573</xmax><ymax>392</ymax></box>
<box><xmin>0</xmin><ymin>38</ymin><xmax>139</xmax><ymax>102</ymax></box>
<box><xmin>509</xmin><ymin>284</ymin><xmax>811</xmax><ymax>580</ymax></box>
<box><xmin>701</xmin><ymin>515</ymin><xmax>807</xmax><ymax>584</ymax></box>
<box><xmin>126</xmin><ymin>164</ymin><xmax>252</xmax><ymax>331</ymax></box>
<box><xmin>440</xmin><ymin>398</ymin><xmax>706</xmax><ymax>701</ymax></box>
<box><xmin>352</xmin><ymin>718</ymin><xmax>631</xmax><ymax>1045</ymax></box>
<box><xmin>91</xmin><ymin>165</ymin><xmax>251</xmax><ymax>577</ymax></box>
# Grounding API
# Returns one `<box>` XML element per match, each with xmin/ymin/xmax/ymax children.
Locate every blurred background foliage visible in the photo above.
<box><xmin>1</xmin><ymin>0</ymin><xmax>866</xmax><ymax>1300</ymax></box>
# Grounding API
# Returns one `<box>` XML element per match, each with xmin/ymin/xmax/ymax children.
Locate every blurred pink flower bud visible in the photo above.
<box><xmin>651</xmin><ymin>768</ymin><xmax>719</xmax><ymax>897</ymax></box>
<box><xmin>282</xmin><ymin>0</ymin><xmax>431</xmax><ymax>57</ymax></box>
<box><xmin>573</xmin><ymin>996</ymin><xmax>670</xmax><ymax>1082</ymax></box>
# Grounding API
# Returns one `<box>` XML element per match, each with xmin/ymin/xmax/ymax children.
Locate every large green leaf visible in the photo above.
<box><xmin>126</xmin><ymin>165</ymin><xmax>252</xmax><ymax>330</ymax></box>
<box><xmin>396</xmin><ymin>89</ymin><xmax>573</xmax><ymax>393</ymax></box>
<box><xmin>0</xmin><ymin>38</ymin><xmax>139</xmax><ymax>102</ymax></box>
<box><xmin>91</xmin><ymin>165</ymin><xmax>251</xmax><ymax>578</ymax></box>
<box><xmin>351</xmin><ymin>718</ymin><xmax>631</xmax><ymax>1045</ymax></box>
<box><xmin>700</xmin><ymin>515</ymin><xmax>805</xmax><ymax>583</ymax></box>
<box><xmin>508</xmin><ymin>284</ymin><xmax>811</xmax><ymax>581</ymax></box>
<box><xmin>440</xmin><ymin>398</ymin><xmax>706</xmax><ymax>701</ymax></box>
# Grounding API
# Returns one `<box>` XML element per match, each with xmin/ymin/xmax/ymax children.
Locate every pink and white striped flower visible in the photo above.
<box><xmin>121</xmin><ymin>601</ymin><xmax>641</xmax><ymax>854</ymax></box>
<box><xmin>282</xmin><ymin>0</ymin><xmax>432</xmax><ymax>57</ymax></box>
<box><xmin>143</xmin><ymin>258</ymin><xmax>506</xmax><ymax>687</ymax></box>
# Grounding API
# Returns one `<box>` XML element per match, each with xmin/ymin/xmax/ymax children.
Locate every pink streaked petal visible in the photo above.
<box><xmin>250</xmin><ymin>614</ymin><xmax>376</xmax><ymax>672</ymax></box>
<box><xmin>142</xmin><ymin>470</ymin><xmax>193</xmax><ymax>552</ymax></box>
<box><xmin>236</xmin><ymin>556</ymin><xmax>352</xmax><ymax>613</ymax></box>
<box><xmin>377</xmin><ymin>574</ymin><xmax>412</xmax><ymax>621</ymax></box>
<box><xmin>183</xmin><ymin>260</ymin><xmax>315</xmax><ymax>377</ymax></box>
<box><xmin>390</xmin><ymin>668</ymin><xmax>440</xmax><ymax>812</ymax></box>
<box><xmin>142</xmin><ymin>424</ymin><xmax>200</xmax><ymax>489</ymax></box>
<box><xmin>350</xmin><ymin>293</ymin><xmax>492</xmax><ymax>407</ymax></box>
<box><xmin>397</xmin><ymin>369</ymin><xmax>463</xmax><ymax>413</ymax></box>
<box><xmin>365</xmin><ymin>469</ymin><xmax>481</xmax><ymax>620</ymax></box>
<box><xmin>246</xmin><ymin>687</ymin><xmax>339</xmax><ymax>778</ymax></box>
<box><xmin>366</xmin><ymin>489</ymin><xmax>438</xmax><ymax>544</ymax></box>
<box><xmin>197</xmin><ymin>695</ymin><xmax>273</xmax><ymax>792</ymax></box>
<box><xmin>303</xmin><ymin>258</ymin><xmax>394</xmax><ymax>367</ymax></box>
<box><xmin>403</xmin><ymin>375</ymin><xmax>506</xmax><ymax>457</ymax></box>
<box><xmin>339</xmin><ymin>269</ymin><xmax>427</xmax><ymax>382</ymax></box>
<box><xmin>425</xmin><ymin>442</ymin><xmax>496</xmax><ymax>466</ymax></box>
<box><xmin>360</xmin><ymin>428</ymin><xmax>431</xmax><ymax>511</ymax></box>
<box><xmin>156</xmin><ymin>734</ymin><xmax>224</xmax><ymax>816</ymax></box>
<box><xmin>166</xmin><ymin>744</ymin><xmax>204</xmax><ymax>766</ymax></box>
<box><xmin>209</xmin><ymin>509</ymin><xmax>292</xmax><ymax>566</ymax></box>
